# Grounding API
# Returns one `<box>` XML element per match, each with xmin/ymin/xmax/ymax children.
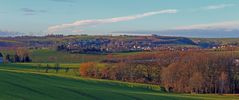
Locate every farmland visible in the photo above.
<box><xmin>1</xmin><ymin>63</ymin><xmax>239</xmax><ymax>100</ymax></box>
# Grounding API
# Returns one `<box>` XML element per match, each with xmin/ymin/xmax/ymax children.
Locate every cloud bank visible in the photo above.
<box><xmin>203</xmin><ymin>4</ymin><xmax>235</xmax><ymax>10</ymax></box>
<box><xmin>48</xmin><ymin>9</ymin><xmax>178</xmax><ymax>33</ymax></box>
<box><xmin>174</xmin><ymin>21</ymin><xmax>239</xmax><ymax>30</ymax></box>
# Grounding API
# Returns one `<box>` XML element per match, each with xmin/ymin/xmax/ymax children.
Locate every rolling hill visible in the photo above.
<box><xmin>0</xmin><ymin>63</ymin><xmax>239</xmax><ymax>100</ymax></box>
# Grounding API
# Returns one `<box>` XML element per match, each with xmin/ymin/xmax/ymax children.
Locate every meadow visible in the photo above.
<box><xmin>28</xmin><ymin>49</ymin><xmax>148</xmax><ymax>64</ymax></box>
<box><xmin>1</xmin><ymin>63</ymin><xmax>239</xmax><ymax>100</ymax></box>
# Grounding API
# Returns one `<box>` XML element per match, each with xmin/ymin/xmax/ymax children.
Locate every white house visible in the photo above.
<box><xmin>234</xmin><ymin>58</ymin><xmax>239</xmax><ymax>66</ymax></box>
<box><xmin>0</xmin><ymin>53</ymin><xmax>3</xmax><ymax>63</ymax></box>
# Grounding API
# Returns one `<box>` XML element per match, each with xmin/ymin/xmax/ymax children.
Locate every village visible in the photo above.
<box><xmin>56</xmin><ymin>35</ymin><xmax>198</xmax><ymax>54</ymax></box>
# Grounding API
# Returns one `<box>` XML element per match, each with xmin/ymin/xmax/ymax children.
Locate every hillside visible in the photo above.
<box><xmin>0</xmin><ymin>64</ymin><xmax>239</xmax><ymax>100</ymax></box>
<box><xmin>3</xmin><ymin>35</ymin><xmax>239</xmax><ymax>52</ymax></box>
<box><xmin>0</xmin><ymin>35</ymin><xmax>196</xmax><ymax>48</ymax></box>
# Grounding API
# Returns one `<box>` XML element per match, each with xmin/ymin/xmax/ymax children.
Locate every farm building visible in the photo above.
<box><xmin>0</xmin><ymin>53</ymin><xmax>3</xmax><ymax>63</ymax></box>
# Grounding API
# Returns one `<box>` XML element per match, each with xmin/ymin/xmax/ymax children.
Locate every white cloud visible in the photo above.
<box><xmin>48</xmin><ymin>9</ymin><xmax>178</xmax><ymax>33</ymax></box>
<box><xmin>203</xmin><ymin>4</ymin><xmax>235</xmax><ymax>10</ymax></box>
<box><xmin>174</xmin><ymin>21</ymin><xmax>239</xmax><ymax>30</ymax></box>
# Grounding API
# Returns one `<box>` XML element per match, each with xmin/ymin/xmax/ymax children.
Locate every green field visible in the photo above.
<box><xmin>3</xmin><ymin>48</ymin><xmax>142</xmax><ymax>63</ymax></box>
<box><xmin>0</xmin><ymin>63</ymin><xmax>239</xmax><ymax>100</ymax></box>
<box><xmin>30</xmin><ymin>49</ymin><xmax>108</xmax><ymax>63</ymax></box>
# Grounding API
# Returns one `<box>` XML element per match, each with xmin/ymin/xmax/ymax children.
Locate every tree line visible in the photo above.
<box><xmin>4</xmin><ymin>48</ymin><xmax>32</xmax><ymax>63</ymax></box>
<box><xmin>79</xmin><ymin>51</ymin><xmax>239</xmax><ymax>94</ymax></box>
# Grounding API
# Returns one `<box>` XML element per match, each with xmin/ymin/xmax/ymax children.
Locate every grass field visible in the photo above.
<box><xmin>1</xmin><ymin>63</ymin><xmax>239</xmax><ymax>100</ymax></box>
<box><xmin>30</xmin><ymin>49</ymin><xmax>107</xmax><ymax>63</ymax></box>
<box><xmin>1</xmin><ymin>48</ymin><xmax>147</xmax><ymax>63</ymax></box>
<box><xmin>29</xmin><ymin>49</ymin><xmax>143</xmax><ymax>63</ymax></box>
<box><xmin>191</xmin><ymin>38</ymin><xmax>239</xmax><ymax>45</ymax></box>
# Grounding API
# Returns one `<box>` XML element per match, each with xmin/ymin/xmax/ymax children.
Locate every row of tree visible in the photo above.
<box><xmin>5</xmin><ymin>48</ymin><xmax>32</xmax><ymax>63</ymax></box>
<box><xmin>79</xmin><ymin>51</ymin><xmax>239</xmax><ymax>94</ymax></box>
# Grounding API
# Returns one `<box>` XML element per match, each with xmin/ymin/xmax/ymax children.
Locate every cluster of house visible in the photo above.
<box><xmin>57</xmin><ymin>36</ymin><xmax>196</xmax><ymax>54</ymax></box>
<box><xmin>212</xmin><ymin>45</ymin><xmax>237</xmax><ymax>49</ymax></box>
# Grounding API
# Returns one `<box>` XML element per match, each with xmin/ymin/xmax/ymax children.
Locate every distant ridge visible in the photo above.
<box><xmin>0</xmin><ymin>30</ymin><xmax>25</xmax><ymax>37</ymax></box>
<box><xmin>113</xmin><ymin>29</ymin><xmax>239</xmax><ymax>38</ymax></box>
<box><xmin>2</xmin><ymin>28</ymin><xmax>239</xmax><ymax>38</ymax></box>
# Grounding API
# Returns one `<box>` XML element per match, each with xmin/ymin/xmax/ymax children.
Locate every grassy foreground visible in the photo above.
<box><xmin>0</xmin><ymin>64</ymin><xmax>239</xmax><ymax>100</ymax></box>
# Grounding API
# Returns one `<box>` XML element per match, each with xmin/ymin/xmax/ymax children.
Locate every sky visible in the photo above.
<box><xmin>0</xmin><ymin>0</ymin><xmax>239</xmax><ymax>37</ymax></box>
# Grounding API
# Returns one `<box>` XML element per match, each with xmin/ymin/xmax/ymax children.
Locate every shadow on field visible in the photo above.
<box><xmin>111</xmin><ymin>92</ymin><xmax>143</xmax><ymax>100</ymax></box>
<box><xmin>59</xmin><ymin>87</ymin><xmax>101</xmax><ymax>100</ymax></box>
<box><xmin>2</xmin><ymin>80</ymin><xmax>57</xmax><ymax>99</ymax></box>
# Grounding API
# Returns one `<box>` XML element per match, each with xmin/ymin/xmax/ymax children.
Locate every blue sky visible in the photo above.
<box><xmin>0</xmin><ymin>0</ymin><xmax>239</xmax><ymax>36</ymax></box>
